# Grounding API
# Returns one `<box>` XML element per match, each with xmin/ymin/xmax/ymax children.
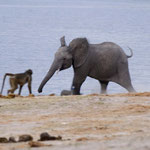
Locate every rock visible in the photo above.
<box><xmin>28</xmin><ymin>94</ymin><xmax>35</xmax><ymax>97</ymax></box>
<box><xmin>61</xmin><ymin>90</ymin><xmax>72</xmax><ymax>96</ymax></box>
<box><xmin>76</xmin><ymin>137</ymin><xmax>89</xmax><ymax>141</ymax></box>
<box><xmin>9</xmin><ymin>136</ymin><xmax>16</xmax><ymax>143</ymax></box>
<box><xmin>39</xmin><ymin>132</ymin><xmax>62</xmax><ymax>141</ymax></box>
<box><xmin>0</xmin><ymin>137</ymin><xmax>8</xmax><ymax>143</ymax></box>
<box><xmin>7</xmin><ymin>94</ymin><xmax>15</xmax><ymax>98</ymax></box>
<box><xmin>39</xmin><ymin>132</ymin><xmax>51</xmax><ymax>141</ymax></box>
<box><xmin>18</xmin><ymin>134</ymin><xmax>33</xmax><ymax>142</ymax></box>
<box><xmin>49</xmin><ymin>93</ymin><xmax>56</xmax><ymax>96</ymax></box>
<box><xmin>28</xmin><ymin>141</ymin><xmax>52</xmax><ymax>147</ymax></box>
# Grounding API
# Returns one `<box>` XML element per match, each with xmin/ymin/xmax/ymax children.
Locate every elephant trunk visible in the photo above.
<box><xmin>38</xmin><ymin>60</ymin><xmax>60</xmax><ymax>93</ymax></box>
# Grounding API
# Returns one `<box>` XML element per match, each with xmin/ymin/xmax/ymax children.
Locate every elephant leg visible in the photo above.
<box><xmin>71</xmin><ymin>74</ymin><xmax>86</xmax><ymax>95</ymax></box>
<box><xmin>119</xmin><ymin>82</ymin><xmax>135</xmax><ymax>93</ymax></box>
<box><xmin>99</xmin><ymin>81</ymin><xmax>109</xmax><ymax>94</ymax></box>
<box><xmin>126</xmin><ymin>85</ymin><xmax>136</xmax><ymax>93</ymax></box>
<box><xmin>117</xmin><ymin>70</ymin><xmax>136</xmax><ymax>93</ymax></box>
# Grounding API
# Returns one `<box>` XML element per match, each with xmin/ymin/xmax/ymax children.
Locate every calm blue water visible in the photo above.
<box><xmin>0</xmin><ymin>0</ymin><xmax>150</xmax><ymax>95</ymax></box>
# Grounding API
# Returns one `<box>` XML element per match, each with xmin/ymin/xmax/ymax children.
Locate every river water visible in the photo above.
<box><xmin>0</xmin><ymin>0</ymin><xmax>150</xmax><ymax>95</ymax></box>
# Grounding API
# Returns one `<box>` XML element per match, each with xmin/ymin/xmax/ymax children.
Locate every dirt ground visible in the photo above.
<box><xmin>0</xmin><ymin>92</ymin><xmax>150</xmax><ymax>150</ymax></box>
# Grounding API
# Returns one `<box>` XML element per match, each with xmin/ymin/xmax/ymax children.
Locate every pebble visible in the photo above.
<box><xmin>28</xmin><ymin>141</ymin><xmax>52</xmax><ymax>147</ymax></box>
<box><xmin>18</xmin><ymin>134</ymin><xmax>33</xmax><ymax>142</ymax></box>
<box><xmin>9</xmin><ymin>136</ymin><xmax>16</xmax><ymax>143</ymax></box>
<box><xmin>39</xmin><ymin>132</ymin><xmax>62</xmax><ymax>141</ymax></box>
<box><xmin>0</xmin><ymin>137</ymin><xmax>8</xmax><ymax>143</ymax></box>
<box><xmin>61</xmin><ymin>90</ymin><xmax>72</xmax><ymax>96</ymax></box>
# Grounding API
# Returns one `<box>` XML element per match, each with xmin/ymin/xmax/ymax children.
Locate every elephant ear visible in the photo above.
<box><xmin>69</xmin><ymin>38</ymin><xmax>89</xmax><ymax>68</ymax></box>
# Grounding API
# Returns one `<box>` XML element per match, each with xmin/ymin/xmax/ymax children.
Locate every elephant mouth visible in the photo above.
<box><xmin>59</xmin><ymin>64</ymin><xmax>67</xmax><ymax>71</ymax></box>
<box><xmin>54</xmin><ymin>63</ymin><xmax>67</xmax><ymax>74</ymax></box>
<box><xmin>56</xmin><ymin>65</ymin><xmax>68</xmax><ymax>73</ymax></box>
<box><xmin>56</xmin><ymin>69</ymin><xmax>60</xmax><ymax>74</ymax></box>
<box><xmin>59</xmin><ymin>66</ymin><xmax>65</xmax><ymax>71</ymax></box>
<box><xmin>56</xmin><ymin>66</ymin><xmax>65</xmax><ymax>74</ymax></box>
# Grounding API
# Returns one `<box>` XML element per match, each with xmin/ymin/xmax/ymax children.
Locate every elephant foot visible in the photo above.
<box><xmin>127</xmin><ymin>86</ymin><xmax>136</xmax><ymax>93</ymax></box>
<box><xmin>60</xmin><ymin>90</ymin><xmax>72</xmax><ymax>96</ymax></box>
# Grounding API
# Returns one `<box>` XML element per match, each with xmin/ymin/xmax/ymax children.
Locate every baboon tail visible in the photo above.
<box><xmin>126</xmin><ymin>47</ymin><xmax>133</xmax><ymax>58</ymax></box>
<box><xmin>0</xmin><ymin>73</ymin><xmax>14</xmax><ymax>95</ymax></box>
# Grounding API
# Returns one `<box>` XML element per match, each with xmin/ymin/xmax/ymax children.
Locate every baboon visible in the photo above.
<box><xmin>0</xmin><ymin>69</ymin><xmax>33</xmax><ymax>95</ymax></box>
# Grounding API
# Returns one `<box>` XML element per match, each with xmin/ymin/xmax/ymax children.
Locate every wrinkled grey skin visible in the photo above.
<box><xmin>38</xmin><ymin>36</ymin><xmax>135</xmax><ymax>95</ymax></box>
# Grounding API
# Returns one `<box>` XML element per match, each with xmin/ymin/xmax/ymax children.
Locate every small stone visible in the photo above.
<box><xmin>49</xmin><ymin>93</ymin><xmax>56</xmax><ymax>96</ymax></box>
<box><xmin>7</xmin><ymin>94</ymin><xmax>15</xmax><ymax>98</ymax></box>
<box><xmin>39</xmin><ymin>132</ymin><xmax>50</xmax><ymax>141</ymax></box>
<box><xmin>61</xmin><ymin>90</ymin><xmax>72</xmax><ymax>96</ymax></box>
<box><xmin>0</xmin><ymin>137</ymin><xmax>8</xmax><ymax>143</ymax></box>
<box><xmin>39</xmin><ymin>132</ymin><xmax>62</xmax><ymax>141</ymax></box>
<box><xmin>28</xmin><ymin>94</ymin><xmax>35</xmax><ymax>97</ymax></box>
<box><xmin>76</xmin><ymin>137</ymin><xmax>89</xmax><ymax>141</ymax></box>
<box><xmin>9</xmin><ymin>136</ymin><xmax>16</xmax><ymax>143</ymax></box>
<box><xmin>28</xmin><ymin>141</ymin><xmax>52</xmax><ymax>147</ymax></box>
<box><xmin>18</xmin><ymin>134</ymin><xmax>33</xmax><ymax>142</ymax></box>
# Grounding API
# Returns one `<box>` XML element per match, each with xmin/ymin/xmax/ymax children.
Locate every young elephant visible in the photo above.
<box><xmin>38</xmin><ymin>36</ymin><xmax>135</xmax><ymax>95</ymax></box>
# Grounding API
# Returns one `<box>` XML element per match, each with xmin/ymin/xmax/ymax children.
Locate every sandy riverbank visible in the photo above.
<box><xmin>0</xmin><ymin>92</ymin><xmax>150</xmax><ymax>150</ymax></box>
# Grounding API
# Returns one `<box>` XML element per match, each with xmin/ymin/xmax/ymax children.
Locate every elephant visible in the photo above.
<box><xmin>38</xmin><ymin>36</ymin><xmax>136</xmax><ymax>95</ymax></box>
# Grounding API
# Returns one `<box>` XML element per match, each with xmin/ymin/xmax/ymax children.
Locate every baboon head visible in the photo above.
<box><xmin>26</xmin><ymin>69</ymin><xmax>33</xmax><ymax>75</ymax></box>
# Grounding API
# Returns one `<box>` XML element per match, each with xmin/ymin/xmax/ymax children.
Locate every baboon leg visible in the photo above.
<box><xmin>7</xmin><ymin>78</ymin><xmax>18</xmax><ymax>94</ymax></box>
<box><xmin>9</xmin><ymin>78</ymin><xmax>13</xmax><ymax>88</ymax></box>
<box><xmin>18</xmin><ymin>85</ymin><xmax>23</xmax><ymax>95</ymax></box>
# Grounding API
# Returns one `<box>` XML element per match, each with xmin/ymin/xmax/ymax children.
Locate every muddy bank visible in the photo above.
<box><xmin>0</xmin><ymin>93</ymin><xmax>150</xmax><ymax>150</ymax></box>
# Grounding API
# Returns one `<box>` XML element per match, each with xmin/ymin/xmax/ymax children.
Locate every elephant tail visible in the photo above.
<box><xmin>126</xmin><ymin>47</ymin><xmax>133</xmax><ymax>58</ymax></box>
